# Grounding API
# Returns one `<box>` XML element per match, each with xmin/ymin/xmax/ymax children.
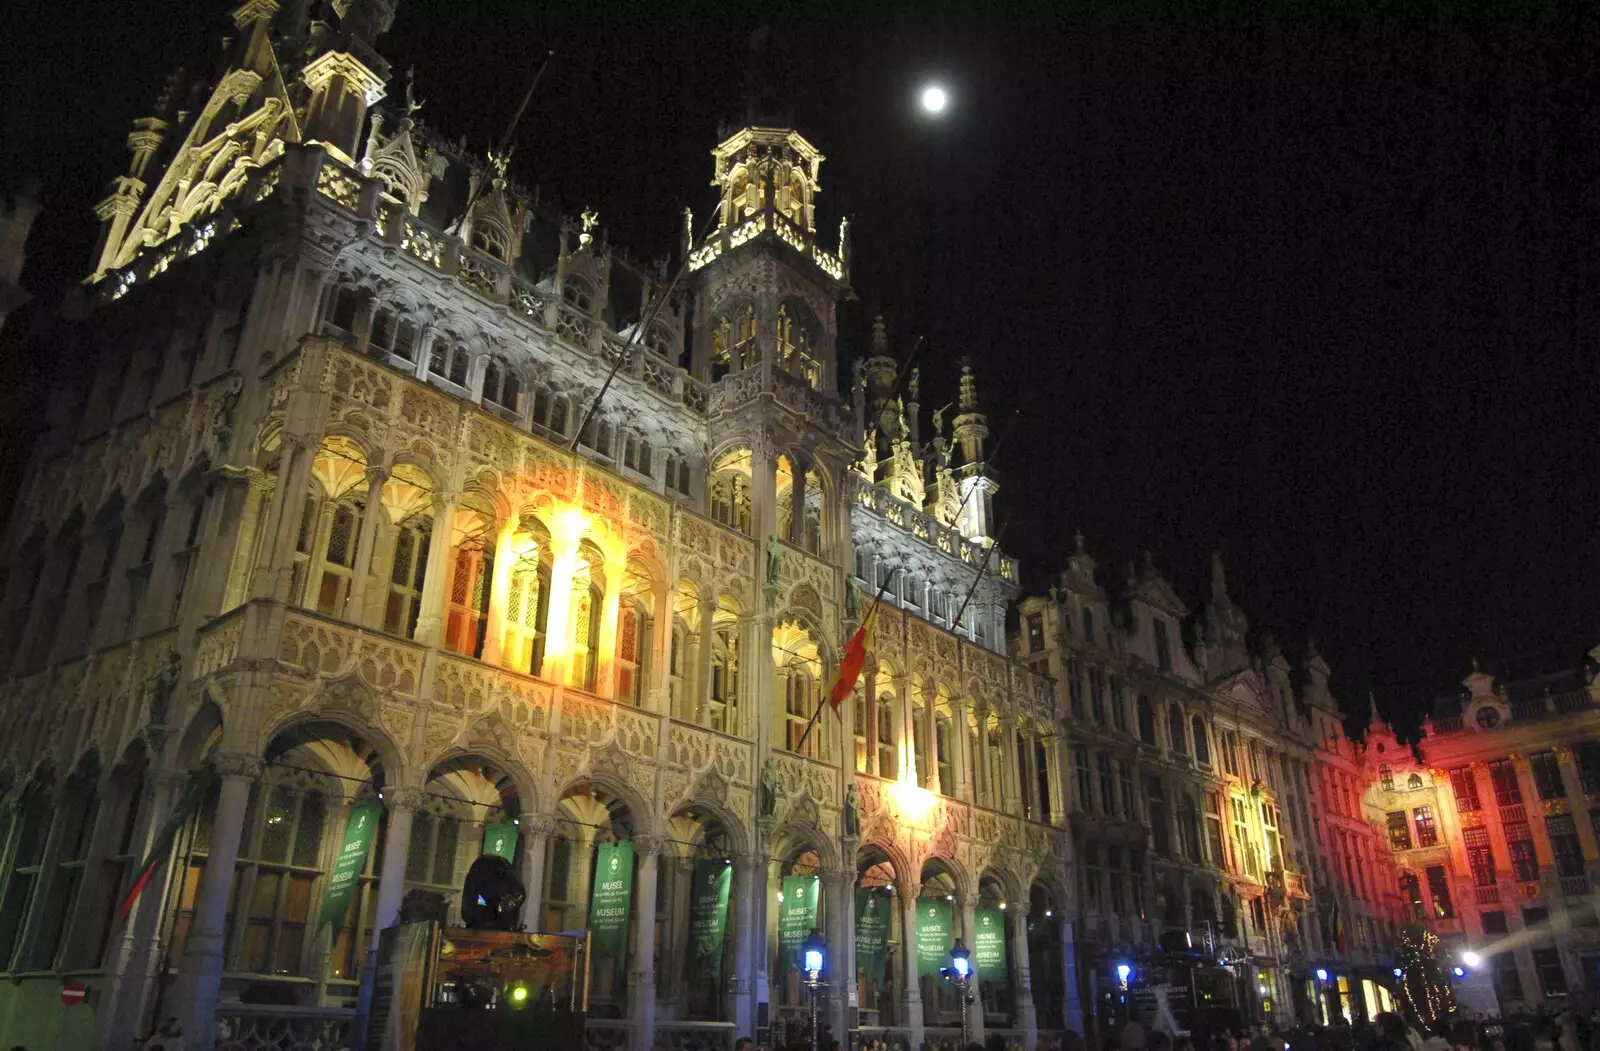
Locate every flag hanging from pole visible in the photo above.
<box><xmin>826</xmin><ymin>607</ymin><xmax>876</xmax><ymax>717</ymax></box>
<box><xmin>116</xmin><ymin>766</ymin><xmax>219</xmax><ymax>925</ymax></box>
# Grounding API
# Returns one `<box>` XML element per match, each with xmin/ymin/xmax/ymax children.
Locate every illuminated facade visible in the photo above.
<box><xmin>1018</xmin><ymin>552</ymin><xmax>1404</xmax><ymax>1032</ymax></box>
<box><xmin>0</xmin><ymin>4</ymin><xmax>1069</xmax><ymax>1051</ymax></box>
<box><xmin>1367</xmin><ymin>656</ymin><xmax>1600</xmax><ymax>1012</ymax></box>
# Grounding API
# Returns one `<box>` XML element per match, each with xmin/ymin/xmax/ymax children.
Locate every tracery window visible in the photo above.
<box><xmin>708</xmin><ymin>626</ymin><xmax>738</xmax><ymax>731</ymax></box>
<box><xmin>229</xmin><ymin>773</ymin><xmax>333</xmax><ymax>977</ymax></box>
<box><xmin>563</xmin><ymin>276</ymin><xmax>593</xmax><ymax>312</ymax></box>
<box><xmin>912</xmin><ymin>699</ymin><xmax>930</xmax><ymax>789</ymax></box>
<box><xmin>569</xmin><ymin>545</ymin><xmax>605</xmax><ymax>691</ymax></box>
<box><xmin>326</xmin><ymin>284</ymin><xmax>361</xmax><ymax>332</ymax></box>
<box><xmin>854</xmin><ymin>689</ymin><xmax>869</xmax><ymax>773</ymax></box>
<box><xmin>482</xmin><ymin>357</ymin><xmax>521</xmax><ymax>411</ymax></box>
<box><xmin>616</xmin><ymin>600</ymin><xmax>649</xmax><ymax>707</ymax></box>
<box><xmin>471</xmin><ymin>221</ymin><xmax>508</xmax><ymax>261</ymax></box>
<box><xmin>621</xmin><ymin>432</ymin><xmax>653</xmax><ymax>476</ymax></box>
<box><xmin>445</xmin><ymin>536</ymin><xmax>493</xmax><ymax>659</ymax></box>
<box><xmin>370</xmin><ymin>308</ymin><xmax>418</xmax><ymax>361</ymax></box>
<box><xmin>935</xmin><ymin>715</ymin><xmax>953</xmax><ymax>793</ymax></box>
<box><xmin>710</xmin><ymin>474</ymin><xmax>751</xmax><ymax>534</ymax></box>
<box><xmin>530</xmin><ymin>385</ymin><xmax>569</xmax><ymax>435</ymax></box>
<box><xmin>876</xmin><ymin>694</ymin><xmax>897</xmax><ymax>779</ymax></box>
<box><xmin>785</xmin><ymin>670</ymin><xmax>817</xmax><ymax>757</ymax></box>
<box><xmin>504</xmin><ymin>521</ymin><xmax>550</xmax><ymax>676</ymax></box>
<box><xmin>384</xmin><ymin>517</ymin><xmax>431</xmax><ymax>639</ymax></box>
<box><xmin>429</xmin><ymin>338</ymin><xmax>470</xmax><ymax>387</ymax></box>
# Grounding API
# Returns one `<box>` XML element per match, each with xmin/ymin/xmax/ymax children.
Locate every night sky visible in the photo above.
<box><xmin>6</xmin><ymin>1</ymin><xmax>1600</xmax><ymax>735</ymax></box>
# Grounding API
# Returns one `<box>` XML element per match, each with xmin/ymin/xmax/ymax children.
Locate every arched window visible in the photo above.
<box><xmin>505</xmin><ymin>519</ymin><xmax>551</xmax><ymax>676</ymax></box>
<box><xmin>710</xmin><ymin>474</ymin><xmax>751</xmax><ymax>534</ymax></box>
<box><xmin>428</xmin><ymin>337</ymin><xmax>470</xmax><ymax>387</ymax></box>
<box><xmin>482</xmin><ymin>357</ymin><xmax>520</xmax><ymax>411</ymax></box>
<box><xmin>471</xmin><ymin>221</ymin><xmax>508</xmax><ymax>261</ymax></box>
<box><xmin>616</xmin><ymin>599</ymin><xmax>649</xmax><ymax>706</ymax></box>
<box><xmin>669</xmin><ymin>624</ymin><xmax>685</xmax><ymax>717</ymax></box>
<box><xmin>232</xmin><ymin>771</ymin><xmax>332</xmax><ymax>976</ymax></box>
<box><xmin>785</xmin><ymin>670</ymin><xmax>816</xmax><ymax>757</ymax></box>
<box><xmin>1168</xmin><ymin>706</ymin><xmax>1188</xmax><ymax>756</ymax></box>
<box><xmin>445</xmin><ymin>533</ymin><xmax>493</xmax><ymax>659</ymax></box>
<box><xmin>570</xmin><ymin>544</ymin><xmax>605</xmax><ymax>691</ymax></box>
<box><xmin>936</xmin><ymin>715</ymin><xmax>953</xmax><ymax>794</ymax></box>
<box><xmin>370</xmin><ymin>307</ymin><xmax>419</xmax><ymax>361</ymax></box>
<box><xmin>663</xmin><ymin>453</ymin><xmax>692</xmax><ymax>497</ymax></box>
<box><xmin>854</xmin><ymin>689</ymin><xmax>869</xmax><ymax>773</ymax></box>
<box><xmin>313</xmin><ymin>501</ymin><xmax>363</xmax><ymax>617</ymax></box>
<box><xmin>1137</xmin><ymin>695</ymin><xmax>1156</xmax><ymax>745</ymax></box>
<box><xmin>1192</xmin><ymin>715</ymin><xmax>1211</xmax><ymax>765</ymax></box>
<box><xmin>912</xmin><ymin>700</ymin><xmax>930</xmax><ymax>789</ymax></box>
<box><xmin>1379</xmin><ymin>764</ymin><xmax>1395</xmax><ymax>791</ymax></box>
<box><xmin>967</xmin><ymin>719</ymin><xmax>981</xmax><ymax>804</ymax></box>
<box><xmin>622</xmin><ymin>432</ymin><xmax>653</xmax><ymax>476</ymax></box>
<box><xmin>326</xmin><ymin>284</ymin><xmax>361</xmax><ymax>332</ymax></box>
<box><xmin>709</xmin><ymin>625</ymin><xmax>738</xmax><ymax>732</ymax></box>
<box><xmin>384</xmin><ymin>516</ymin><xmax>432</xmax><ymax>639</ymax></box>
<box><xmin>876</xmin><ymin>694</ymin><xmax>897</xmax><ymax>779</ymax></box>
<box><xmin>563</xmin><ymin>276</ymin><xmax>592</xmax><ymax>312</ymax></box>
<box><xmin>28</xmin><ymin>764</ymin><xmax>99</xmax><ymax>969</ymax></box>
<box><xmin>734</xmin><ymin>304</ymin><xmax>757</xmax><ymax>366</ymax></box>
<box><xmin>710</xmin><ymin>316</ymin><xmax>732</xmax><ymax>379</ymax></box>
<box><xmin>531</xmin><ymin>386</ymin><xmax>569</xmax><ymax>435</ymax></box>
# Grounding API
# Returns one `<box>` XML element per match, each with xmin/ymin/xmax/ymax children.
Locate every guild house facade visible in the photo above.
<box><xmin>1366</xmin><ymin>654</ymin><xmax>1600</xmax><ymax>1014</ymax></box>
<box><xmin>0</xmin><ymin>3</ymin><xmax>1074</xmax><ymax>1050</ymax></box>
<box><xmin>1016</xmin><ymin>553</ymin><xmax>1408</xmax><ymax>1035</ymax></box>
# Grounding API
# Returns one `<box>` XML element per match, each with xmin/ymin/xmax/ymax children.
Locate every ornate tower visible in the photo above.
<box><xmin>951</xmin><ymin>362</ymin><xmax>996</xmax><ymax>542</ymax></box>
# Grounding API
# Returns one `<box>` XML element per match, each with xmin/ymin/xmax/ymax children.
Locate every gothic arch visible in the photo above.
<box><xmin>264</xmin><ymin>707</ymin><xmax>407</xmax><ymax>792</ymax></box>
<box><xmin>423</xmin><ymin>749</ymin><xmax>537</xmax><ymax>818</ymax></box>
<box><xmin>553</xmin><ymin>772</ymin><xmax>655</xmax><ymax>839</ymax></box>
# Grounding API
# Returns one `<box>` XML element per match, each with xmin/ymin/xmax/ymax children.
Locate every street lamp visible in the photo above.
<box><xmin>1462</xmin><ymin>950</ymin><xmax>1482</xmax><ymax>968</ymax></box>
<box><xmin>950</xmin><ymin>938</ymin><xmax>974</xmax><ymax>1047</ymax></box>
<box><xmin>802</xmin><ymin>928</ymin><xmax>826</xmax><ymax>1051</ymax></box>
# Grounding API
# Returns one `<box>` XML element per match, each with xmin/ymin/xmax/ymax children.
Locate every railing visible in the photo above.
<box><xmin>215</xmin><ymin>1004</ymin><xmax>355</xmax><ymax>1051</ymax></box>
<box><xmin>1500</xmin><ymin>803</ymin><xmax>1526</xmax><ymax>823</ymax></box>
<box><xmin>655</xmin><ymin>1021</ymin><xmax>735</xmax><ymax>1050</ymax></box>
<box><xmin>1562</xmin><ymin>874</ymin><xmax>1591</xmax><ymax>896</ymax></box>
<box><xmin>584</xmin><ymin>1019</ymin><xmax>632</xmax><ymax>1051</ymax></box>
<box><xmin>1474</xmin><ymin>885</ymin><xmax>1501</xmax><ymax>905</ymax></box>
<box><xmin>1431</xmin><ymin>715</ymin><xmax>1464</xmax><ymax>734</ymax></box>
<box><xmin>1554</xmin><ymin>689</ymin><xmax>1597</xmax><ymax>714</ymax></box>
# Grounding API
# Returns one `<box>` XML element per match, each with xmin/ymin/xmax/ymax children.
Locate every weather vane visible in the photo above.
<box><xmin>486</xmin><ymin>144</ymin><xmax>514</xmax><ymax>180</ymax></box>
<box><xmin>579</xmin><ymin>208</ymin><xmax>599</xmax><ymax>247</ymax></box>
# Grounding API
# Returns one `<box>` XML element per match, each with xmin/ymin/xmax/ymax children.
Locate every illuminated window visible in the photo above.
<box><xmin>1489</xmin><ymin>759</ymin><xmax>1522</xmax><ymax>807</ymax></box>
<box><xmin>384</xmin><ymin>517</ymin><xmax>431</xmax><ymax>640</ymax></box>
<box><xmin>1387</xmin><ymin>811</ymin><xmax>1413</xmax><ymax>851</ymax></box>
<box><xmin>1449</xmin><ymin>766</ymin><xmax>1481</xmax><ymax>812</ymax></box>
<box><xmin>1400</xmin><ymin>872</ymin><xmax>1425</xmax><ymax>920</ymax></box>
<box><xmin>1412</xmin><ymin>805</ymin><xmax>1437</xmax><ymax>848</ymax></box>
<box><xmin>1426</xmin><ymin>865</ymin><xmax>1454</xmax><ymax>918</ymax></box>
<box><xmin>876</xmin><ymin>695</ymin><xmax>897</xmax><ymax>779</ymax></box>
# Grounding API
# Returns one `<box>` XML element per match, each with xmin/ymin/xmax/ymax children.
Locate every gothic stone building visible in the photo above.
<box><xmin>1366</xmin><ymin>655</ymin><xmax>1600</xmax><ymax>1013</ymax></box>
<box><xmin>0</xmin><ymin>3</ymin><xmax>1073</xmax><ymax>1050</ymax></box>
<box><xmin>1016</xmin><ymin>552</ymin><xmax>1406</xmax><ymax>1033</ymax></box>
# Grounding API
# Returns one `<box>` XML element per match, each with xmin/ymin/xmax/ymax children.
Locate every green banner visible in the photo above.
<box><xmin>778</xmin><ymin>874</ymin><xmax>820</xmax><ymax>972</ymax></box>
<box><xmin>318</xmin><ymin>798</ymin><xmax>381</xmax><ymax>932</ymax></box>
<box><xmin>482</xmin><ymin>820</ymin><xmax>517</xmax><ymax>863</ymax></box>
<box><xmin>916</xmin><ymin>897</ymin><xmax>953</xmax><ymax>978</ymax></box>
<box><xmin>973</xmin><ymin>905</ymin><xmax>1007</xmax><ymax>988</ymax></box>
<box><xmin>588</xmin><ymin>840</ymin><xmax>634</xmax><ymax>957</ymax></box>
<box><xmin>690</xmin><ymin>859</ymin><xmax>733</xmax><ymax>984</ymax></box>
<box><xmin>855</xmin><ymin>888</ymin><xmax>891</xmax><ymax>984</ymax></box>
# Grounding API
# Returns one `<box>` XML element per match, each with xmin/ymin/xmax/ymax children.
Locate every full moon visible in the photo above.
<box><xmin>919</xmin><ymin>84</ymin><xmax>949</xmax><ymax>114</ymax></box>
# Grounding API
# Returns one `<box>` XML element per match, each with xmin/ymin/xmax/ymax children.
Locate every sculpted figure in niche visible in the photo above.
<box><xmin>765</xmin><ymin>533</ymin><xmax>782</xmax><ymax>588</ymax></box>
<box><xmin>760</xmin><ymin>758</ymin><xmax>778</xmax><ymax>817</ymax></box>
<box><xmin>843</xmin><ymin>782</ymin><xmax>860</xmax><ymax>837</ymax></box>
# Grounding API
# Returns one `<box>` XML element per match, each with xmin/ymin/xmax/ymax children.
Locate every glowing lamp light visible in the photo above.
<box><xmin>1451</xmin><ymin>965</ymin><xmax>1467</xmax><ymax>979</ymax></box>
<box><xmin>1393</xmin><ymin>967</ymin><xmax>1404</xmax><ymax>978</ymax></box>
<box><xmin>1315</xmin><ymin>969</ymin><xmax>1329</xmax><ymax>982</ymax></box>
<box><xmin>998</xmin><ymin>902</ymin><xmax>1007</xmax><ymax>911</ymax></box>
<box><xmin>887</xmin><ymin>782</ymin><xmax>936</xmax><ymax>825</ymax></box>
<box><xmin>919</xmin><ymin>84</ymin><xmax>949</xmax><ymax>115</ymax></box>
<box><xmin>950</xmin><ymin>938</ymin><xmax>971</xmax><ymax>979</ymax></box>
<box><xmin>802</xmin><ymin>928</ymin><xmax>826</xmax><ymax>978</ymax></box>
<box><xmin>507</xmin><ymin>982</ymin><xmax>529</xmax><ymax>1005</ymax></box>
<box><xmin>1462</xmin><ymin>950</ymin><xmax>1482</xmax><ymax>968</ymax></box>
<box><xmin>1115</xmin><ymin>963</ymin><xmax>1132</xmax><ymax>986</ymax></box>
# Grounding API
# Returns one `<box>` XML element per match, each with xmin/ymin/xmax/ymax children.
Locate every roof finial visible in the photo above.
<box><xmin>871</xmin><ymin>315</ymin><xmax>888</xmax><ymax>355</ymax></box>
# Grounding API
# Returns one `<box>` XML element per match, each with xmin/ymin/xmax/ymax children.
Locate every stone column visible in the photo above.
<box><xmin>899</xmin><ymin>879</ymin><xmax>925</xmax><ymax>1046</ymax></box>
<box><xmin>694</xmin><ymin>591</ymin><xmax>717</xmax><ymax>724</ymax></box>
<box><xmin>1011</xmin><ymin>903</ymin><xmax>1038</xmax><ymax>1049</ymax></box>
<box><xmin>822</xmin><ymin>869</ymin><xmax>849</xmax><ymax>1043</ymax></box>
<box><xmin>1022</xmin><ymin>728</ymin><xmax>1041</xmax><ymax>820</ymax></box>
<box><xmin>253</xmin><ymin>437</ymin><xmax>317</xmax><ymax>602</ymax></box>
<box><xmin>730</xmin><ymin>850</ymin><xmax>762</xmax><ymax>1037</ymax></box>
<box><xmin>356</xmin><ymin>786</ymin><xmax>420</xmax><ymax>1028</ymax></box>
<box><xmin>864</xmin><ymin>658</ymin><xmax>879</xmax><ymax>776</ymax></box>
<box><xmin>629</xmin><ymin>835</ymin><xmax>663</xmax><ymax>1051</ymax></box>
<box><xmin>1000</xmin><ymin>718</ymin><xmax>1021</xmax><ymax>814</ymax></box>
<box><xmin>344</xmin><ymin>465</ymin><xmax>390</xmax><ymax>625</ymax></box>
<box><xmin>411</xmin><ymin>491</ymin><xmax>456</xmax><ymax>646</ymax></box>
<box><xmin>961</xmin><ymin>896</ymin><xmax>986</xmax><ymax>1045</ymax></box>
<box><xmin>480</xmin><ymin>516</ymin><xmax>517</xmax><ymax>666</ymax></box>
<box><xmin>595</xmin><ymin>555</ymin><xmax>625</xmax><ymax>697</ymax></box>
<box><xmin>925</xmin><ymin>688</ymin><xmax>941</xmax><ymax>793</ymax></box>
<box><xmin>665</xmin><ymin>855</ymin><xmax>695</xmax><ymax>1013</ymax></box>
<box><xmin>519</xmin><ymin>816</ymin><xmax>558</xmax><ymax>932</ymax></box>
<box><xmin>975</xmin><ymin>704</ymin><xmax>993</xmax><ymax>807</ymax></box>
<box><xmin>569</xmin><ymin>826</ymin><xmax>598</xmax><ymax>931</ymax></box>
<box><xmin>952</xmin><ymin>700</ymin><xmax>973</xmax><ymax>802</ymax></box>
<box><xmin>893</xmin><ymin>674</ymin><xmax>913</xmax><ymax>783</ymax></box>
<box><xmin>176</xmin><ymin>753</ymin><xmax>261</xmax><ymax>1051</ymax></box>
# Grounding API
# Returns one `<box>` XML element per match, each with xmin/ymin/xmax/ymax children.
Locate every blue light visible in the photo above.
<box><xmin>1393</xmin><ymin>967</ymin><xmax>1403</xmax><ymax>978</ymax></box>
<box><xmin>804</xmin><ymin>948</ymin><xmax>823</xmax><ymax>974</ymax></box>
<box><xmin>1451</xmin><ymin>966</ymin><xmax>1466</xmax><ymax>978</ymax></box>
<box><xmin>1116</xmin><ymin>963</ymin><xmax>1132</xmax><ymax>984</ymax></box>
<box><xmin>953</xmin><ymin>955</ymin><xmax>970</xmax><ymax>978</ymax></box>
<box><xmin>1315</xmin><ymin>969</ymin><xmax>1328</xmax><ymax>982</ymax></box>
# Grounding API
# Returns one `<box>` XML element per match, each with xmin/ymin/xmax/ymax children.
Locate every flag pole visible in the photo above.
<box><xmin>568</xmin><ymin>207</ymin><xmax>724</xmax><ymax>453</ymax></box>
<box><xmin>949</xmin><ymin>514</ymin><xmax>1012</xmax><ymax>639</ymax></box>
<box><xmin>793</xmin><ymin>567</ymin><xmax>898</xmax><ymax>756</ymax></box>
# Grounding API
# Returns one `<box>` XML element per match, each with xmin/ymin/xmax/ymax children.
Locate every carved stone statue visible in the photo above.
<box><xmin>759</xmin><ymin>759</ymin><xmax>778</xmax><ymax>817</ymax></box>
<box><xmin>145</xmin><ymin>649</ymin><xmax>182</xmax><ymax>726</ymax></box>
<box><xmin>764</xmin><ymin>533</ymin><xmax>782</xmax><ymax>588</ymax></box>
<box><xmin>844</xmin><ymin>578</ymin><xmax>861</xmax><ymax>622</ymax></box>
<box><xmin>843</xmin><ymin>782</ymin><xmax>860</xmax><ymax>837</ymax></box>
